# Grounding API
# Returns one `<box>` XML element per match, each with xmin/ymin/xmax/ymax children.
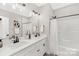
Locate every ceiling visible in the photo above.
<box><xmin>35</xmin><ymin>3</ymin><xmax>74</xmax><ymax>10</ymax></box>
<box><xmin>0</xmin><ymin>3</ymin><xmax>74</xmax><ymax>17</ymax></box>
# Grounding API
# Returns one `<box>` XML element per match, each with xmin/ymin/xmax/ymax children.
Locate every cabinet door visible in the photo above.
<box><xmin>40</xmin><ymin>39</ymin><xmax>47</xmax><ymax>55</ymax></box>
<box><xmin>25</xmin><ymin>47</ymin><xmax>40</xmax><ymax>56</ymax></box>
<box><xmin>11</xmin><ymin>47</ymin><xmax>31</xmax><ymax>56</ymax></box>
<box><xmin>38</xmin><ymin>38</ymin><xmax>47</xmax><ymax>56</ymax></box>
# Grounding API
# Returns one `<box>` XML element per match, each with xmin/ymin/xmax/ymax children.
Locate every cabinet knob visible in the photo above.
<box><xmin>43</xmin><ymin>43</ymin><xmax>45</xmax><ymax>46</ymax></box>
<box><xmin>37</xmin><ymin>49</ymin><xmax>40</xmax><ymax>52</ymax></box>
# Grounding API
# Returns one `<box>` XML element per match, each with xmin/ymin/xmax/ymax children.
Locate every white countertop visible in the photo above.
<box><xmin>0</xmin><ymin>34</ymin><xmax>47</xmax><ymax>56</ymax></box>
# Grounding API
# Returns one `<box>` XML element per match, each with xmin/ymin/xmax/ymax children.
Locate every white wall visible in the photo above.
<box><xmin>56</xmin><ymin>15</ymin><xmax>79</xmax><ymax>55</ymax></box>
<box><xmin>57</xmin><ymin>15</ymin><xmax>79</xmax><ymax>47</ymax></box>
<box><xmin>55</xmin><ymin>3</ymin><xmax>79</xmax><ymax>18</ymax></box>
<box><xmin>50</xmin><ymin>3</ymin><xmax>73</xmax><ymax>10</ymax></box>
<box><xmin>38</xmin><ymin>4</ymin><xmax>54</xmax><ymax>54</ymax></box>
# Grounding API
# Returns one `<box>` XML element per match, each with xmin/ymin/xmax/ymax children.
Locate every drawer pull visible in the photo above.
<box><xmin>37</xmin><ymin>49</ymin><xmax>40</xmax><ymax>52</ymax></box>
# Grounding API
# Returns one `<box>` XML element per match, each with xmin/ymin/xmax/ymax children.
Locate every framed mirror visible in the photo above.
<box><xmin>22</xmin><ymin>22</ymin><xmax>32</xmax><ymax>37</ymax></box>
<box><xmin>0</xmin><ymin>16</ymin><xmax>9</xmax><ymax>39</ymax></box>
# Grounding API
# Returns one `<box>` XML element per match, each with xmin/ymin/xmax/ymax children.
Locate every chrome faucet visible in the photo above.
<box><xmin>0</xmin><ymin>39</ymin><xmax>3</xmax><ymax>48</ymax></box>
<box><xmin>10</xmin><ymin>35</ymin><xmax>19</xmax><ymax>43</ymax></box>
<box><xmin>13</xmin><ymin>36</ymin><xmax>19</xmax><ymax>43</ymax></box>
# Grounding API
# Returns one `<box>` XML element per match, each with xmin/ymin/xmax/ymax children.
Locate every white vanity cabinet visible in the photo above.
<box><xmin>11</xmin><ymin>37</ymin><xmax>47</xmax><ymax>56</ymax></box>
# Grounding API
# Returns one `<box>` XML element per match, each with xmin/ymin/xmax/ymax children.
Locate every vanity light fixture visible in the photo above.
<box><xmin>32</xmin><ymin>10</ymin><xmax>40</xmax><ymax>15</ymax></box>
<box><xmin>12</xmin><ymin>4</ymin><xmax>19</xmax><ymax>10</ymax></box>
<box><xmin>22</xmin><ymin>3</ymin><xmax>26</xmax><ymax>7</ymax></box>
<box><xmin>32</xmin><ymin>10</ymin><xmax>38</xmax><ymax>14</ymax></box>
<box><xmin>12</xmin><ymin>4</ymin><xmax>23</xmax><ymax>12</ymax></box>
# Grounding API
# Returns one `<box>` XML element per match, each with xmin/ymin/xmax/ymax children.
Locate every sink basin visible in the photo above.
<box><xmin>9</xmin><ymin>41</ymin><xmax>29</xmax><ymax>48</ymax></box>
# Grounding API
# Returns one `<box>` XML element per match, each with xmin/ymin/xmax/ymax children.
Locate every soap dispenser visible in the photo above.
<box><xmin>0</xmin><ymin>39</ymin><xmax>3</xmax><ymax>48</ymax></box>
<box><xmin>28</xmin><ymin>31</ymin><xmax>31</xmax><ymax>39</ymax></box>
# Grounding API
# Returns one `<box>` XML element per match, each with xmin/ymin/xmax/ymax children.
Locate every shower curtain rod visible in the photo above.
<box><xmin>52</xmin><ymin>14</ymin><xmax>79</xmax><ymax>19</ymax></box>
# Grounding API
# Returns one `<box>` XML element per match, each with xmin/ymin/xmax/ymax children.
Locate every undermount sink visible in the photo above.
<box><xmin>9</xmin><ymin>40</ymin><xmax>29</xmax><ymax>48</ymax></box>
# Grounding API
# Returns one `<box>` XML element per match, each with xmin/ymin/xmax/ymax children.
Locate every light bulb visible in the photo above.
<box><xmin>19</xmin><ymin>8</ymin><xmax>23</xmax><ymax>12</ymax></box>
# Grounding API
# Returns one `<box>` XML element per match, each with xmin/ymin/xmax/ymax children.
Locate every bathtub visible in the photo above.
<box><xmin>56</xmin><ymin>44</ymin><xmax>79</xmax><ymax>56</ymax></box>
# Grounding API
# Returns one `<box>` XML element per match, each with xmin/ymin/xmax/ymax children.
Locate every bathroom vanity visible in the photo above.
<box><xmin>0</xmin><ymin>34</ymin><xmax>47</xmax><ymax>56</ymax></box>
